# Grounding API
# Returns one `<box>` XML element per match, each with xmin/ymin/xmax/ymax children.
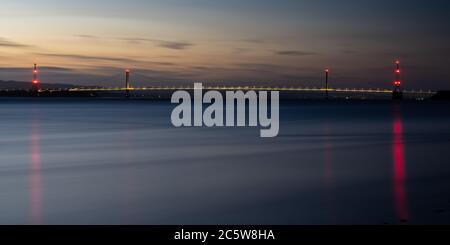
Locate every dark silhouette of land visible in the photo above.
<box><xmin>431</xmin><ymin>91</ymin><xmax>450</xmax><ymax>100</ymax></box>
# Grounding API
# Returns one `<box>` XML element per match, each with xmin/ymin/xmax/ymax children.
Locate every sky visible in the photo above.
<box><xmin>1</xmin><ymin>0</ymin><xmax>449</xmax><ymax>89</ymax></box>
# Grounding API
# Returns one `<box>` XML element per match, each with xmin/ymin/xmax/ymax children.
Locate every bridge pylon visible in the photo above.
<box><xmin>325</xmin><ymin>68</ymin><xmax>330</xmax><ymax>100</ymax></box>
<box><xmin>392</xmin><ymin>59</ymin><xmax>403</xmax><ymax>100</ymax></box>
<box><xmin>32</xmin><ymin>63</ymin><xmax>40</xmax><ymax>92</ymax></box>
<box><xmin>125</xmin><ymin>69</ymin><xmax>130</xmax><ymax>98</ymax></box>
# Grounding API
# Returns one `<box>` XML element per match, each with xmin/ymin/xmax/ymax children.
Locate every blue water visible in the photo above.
<box><xmin>0</xmin><ymin>99</ymin><xmax>450</xmax><ymax>225</ymax></box>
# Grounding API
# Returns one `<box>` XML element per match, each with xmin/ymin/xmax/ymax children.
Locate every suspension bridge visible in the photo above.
<box><xmin>15</xmin><ymin>60</ymin><xmax>437</xmax><ymax>98</ymax></box>
<box><xmin>65</xmin><ymin>86</ymin><xmax>433</xmax><ymax>95</ymax></box>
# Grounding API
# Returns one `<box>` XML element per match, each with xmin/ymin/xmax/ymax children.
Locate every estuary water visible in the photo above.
<box><xmin>0</xmin><ymin>98</ymin><xmax>450</xmax><ymax>225</ymax></box>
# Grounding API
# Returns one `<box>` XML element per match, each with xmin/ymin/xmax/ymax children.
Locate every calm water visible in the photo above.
<box><xmin>1</xmin><ymin>99</ymin><xmax>450</xmax><ymax>225</ymax></box>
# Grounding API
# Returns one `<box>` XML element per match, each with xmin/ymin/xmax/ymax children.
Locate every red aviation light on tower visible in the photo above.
<box><xmin>393</xmin><ymin>59</ymin><xmax>401</xmax><ymax>88</ymax></box>
<box><xmin>393</xmin><ymin>59</ymin><xmax>403</xmax><ymax>99</ymax></box>
<box><xmin>32</xmin><ymin>63</ymin><xmax>40</xmax><ymax>87</ymax></box>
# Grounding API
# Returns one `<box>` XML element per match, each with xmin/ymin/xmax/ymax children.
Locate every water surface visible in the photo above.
<box><xmin>1</xmin><ymin>99</ymin><xmax>450</xmax><ymax>224</ymax></box>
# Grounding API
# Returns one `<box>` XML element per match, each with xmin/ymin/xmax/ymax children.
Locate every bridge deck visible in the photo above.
<box><xmin>64</xmin><ymin>86</ymin><xmax>435</xmax><ymax>95</ymax></box>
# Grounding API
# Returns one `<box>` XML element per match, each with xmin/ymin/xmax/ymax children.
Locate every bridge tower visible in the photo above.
<box><xmin>392</xmin><ymin>59</ymin><xmax>403</xmax><ymax>100</ymax></box>
<box><xmin>325</xmin><ymin>68</ymin><xmax>330</xmax><ymax>100</ymax></box>
<box><xmin>125</xmin><ymin>69</ymin><xmax>130</xmax><ymax>98</ymax></box>
<box><xmin>32</xmin><ymin>63</ymin><xmax>40</xmax><ymax>95</ymax></box>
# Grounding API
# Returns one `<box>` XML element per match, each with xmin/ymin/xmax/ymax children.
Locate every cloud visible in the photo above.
<box><xmin>0</xmin><ymin>66</ymin><xmax>74</xmax><ymax>73</ymax></box>
<box><xmin>33</xmin><ymin>53</ymin><xmax>178</xmax><ymax>70</ymax></box>
<box><xmin>116</xmin><ymin>37</ymin><xmax>194</xmax><ymax>50</ymax></box>
<box><xmin>0</xmin><ymin>67</ymin><xmax>32</xmax><ymax>73</ymax></box>
<box><xmin>0</xmin><ymin>38</ymin><xmax>32</xmax><ymax>48</ymax></box>
<box><xmin>275</xmin><ymin>50</ymin><xmax>318</xmax><ymax>56</ymax></box>
<box><xmin>35</xmin><ymin>53</ymin><xmax>138</xmax><ymax>63</ymax></box>
<box><xmin>150</xmin><ymin>61</ymin><xmax>177</xmax><ymax>66</ymax></box>
<box><xmin>116</xmin><ymin>37</ymin><xmax>153</xmax><ymax>44</ymax></box>
<box><xmin>75</xmin><ymin>34</ymin><xmax>99</xmax><ymax>39</ymax></box>
<box><xmin>40</xmin><ymin>66</ymin><xmax>76</xmax><ymax>72</ymax></box>
<box><xmin>191</xmin><ymin>66</ymin><xmax>215</xmax><ymax>71</ymax></box>
<box><xmin>73</xmin><ymin>35</ymin><xmax>195</xmax><ymax>50</ymax></box>
<box><xmin>233</xmin><ymin>63</ymin><xmax>284</xmax><ymax>71</ymax></box>
<box><xmin>157</xmin><ymin>41</ymin><xmax>193</xmax><ymax>50</ymax></box>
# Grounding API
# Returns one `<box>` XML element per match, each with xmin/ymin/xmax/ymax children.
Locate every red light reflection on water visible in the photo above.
<box><xmin>392</xmin><ymin>114</ymin><xmax>409</xmax><ymax>221</ymax></box>
<box><xmin>30</xmin><ymin>121</ymin><xmax>42</xmax><ymax>224</ymax></box>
